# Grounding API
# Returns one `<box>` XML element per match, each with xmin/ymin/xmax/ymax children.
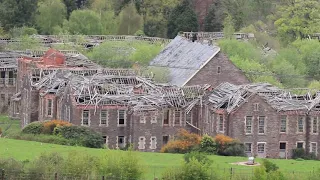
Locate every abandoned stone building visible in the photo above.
<box><xmin>203</xmin><ymin>82</ymin><xmax>320</xmax><ymax>159</ymax></box>
<box><xmin>149</xmin><ymin>35</ymin><xmax>249</xmax><ymax>87</ymax></box>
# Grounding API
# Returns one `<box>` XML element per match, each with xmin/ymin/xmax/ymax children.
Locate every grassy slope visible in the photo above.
<box><xmin>1</xmin><ymin>115</ymin><xmax>320</xmax><ymax>178</ymax></box>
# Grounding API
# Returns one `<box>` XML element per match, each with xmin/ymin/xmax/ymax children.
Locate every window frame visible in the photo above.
<box><xmin>244</xmin><ymin>142</ymin><xmax>252</xmax><ymax>153</ymax></box>
<box><xmin>218</xmin><ymin>114</ymin><xmax>224</xmax><ymax>133</ymax></box>
<box><xmin>174</xmin><ymin>109</ymin><xmax>181</xmax><ymax>126</ymax></box>
<box><xmin>310</xmin><ymin>142</ymin><xmax>318</xmax><ymax>155</ymax></box>
<box><xmin>100</xmin><ymin>110</ymin><xmax>108</xmax><ymax>126</ymax></box>
<box><xmin>118</xmin><ymin>110</ymin><xmax>126</xmax><ymax>126</ymax></box>
<box><xmin>258</xmin><ymin>116</ymin><xmax>266</xmax><ymax>134</ymax></box>
<box><xmin>245</xmin><ymin>116</ymin><xmax>253</xmax><ymax>134</ymax></box>
<box><xmin>257</xmin><ymin>142</ymin><xmax>266</xmax><ymax>154</ymax></box>
<box><xmin>312</xmin><ymin>117</ymin><xmax>318</xmax><ymax>134</ymax></box>
<box><xmin>163</xmin><ymin>109</ymin><xmax>169</xmax><ymax>126</ymax></box>
<box><xmin>81</xmin><ymin>109</ymin><xmax>90</xmax><ymax>126</ymax></box>
<box><xmin>254</xmin><ymin>103</ymin><xmax>259</xmax><ymax>111</ymax></box>
<box><xmin>280</xmin><ymin>115</ymin><xmax>287</xmax><ymax>133</ymax></box>
<box><xmin>46</xmin><ymin>99</ymin><xmax>53</xmax><ymax>117</ymax></box>
<box><xmin>296</xmin><ymin>141</ymin><xmax>305</xmax><ymax>149</ymax></box>
<box><xmin>150</xmin><ymin>136</ymin><xmax>157</xmax><ymax>150</ymax></box>
<box><xmin>138</xmin><ymin>136</ymin><xmax>146</xmax><ymax>150</ymax></box>
<box><xmin>297</xmin><ymin>116</ymin><xmax>305</xmax><ymax>133</ymax></box>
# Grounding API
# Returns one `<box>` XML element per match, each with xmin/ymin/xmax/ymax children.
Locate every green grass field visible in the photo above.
<box><xmin>1</xmin><ymin>115</ymin><xmax>320</xmax><ymax>179</ymax></box>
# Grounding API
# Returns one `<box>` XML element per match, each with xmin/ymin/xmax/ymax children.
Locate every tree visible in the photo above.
<box><xmin>223</xmin><ymin>14</ymin><xmax>235</xmax><ymax>39</ymax></box>
<box><xmin>0</xmin><ymin>0</ymin><xmax>38</xmax><ymax>30</ymax></box>
<box><xmin>66</xmin><ymin>10</ymin><xmax>103</xmax><ymax>35</ymax></box>
<box><xmin>204</xmin><ymin>2</ymin><xmax>223</xmax><ymax>32</ymax></box>
<box><xmin>118</xmin><ymin>3</ymin><xmax>143</xmax><ymax>35</ymax></box>
<box><xmin>274</xmin><ymin>0</ymin><xmax>320</xmax><ymax>44</ymax></box>
<box><xmin>63</xmin><ymin>0</ymin><xmax>78</xmax><ymax>16</ymax></box>
<box><xmin>167</xmin><ymin>0</ymin><xmax>199</xmax><ymax>38</ymax></box>
<box><xmin>36</xmin><ymin>0</ymin><xmax>67</xmax><ymax>34</ymax></box>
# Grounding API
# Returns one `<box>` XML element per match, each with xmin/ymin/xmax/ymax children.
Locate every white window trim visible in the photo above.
<box><xmin>140</xmin><ymin>112</ymin><xmax>146</xmax><ymax>124</ymax></box>
<box><xmin>258</xmin><ymin>116</ymin><xmax>266</xmax><ymax>135</ymax></box>
<box><xmin>257</xmin><ymin>142</ymin><xmax>267</xmax><ymax>154</ymax></box>
<box><xmin>310</xmin><ymin>142</ymin><xmax>318</xmax><ymax>155</ymax></box>
<box><xmin>297</xmin><ymin>117</ymin><xmax>305</xmax><ymax>134</ymax></box>
<box><xmin>217</xmin><ymin>114</ymin><xmax>224</xmax><ymax>133</ymax></box>
<box><xmin>117</xmin><ymin>110</ymin><xmax>127</xmax><ymax>127</ymax></box>
<box><xmin>296</xmin><ymin>141</ymin><xmax>305</xmax><ymax>149</ymax></box>
<box><xmin>245</xmin><ymin>116</ymin><xmax>253</xmax><ymax>135</ymax></box>
<box><xmin>46</xmin><ymin>99</ymin><xmax>53</xmax><ymax>117</ymax></box>
<box><xmin>244</xmin><ymin>142</ymin><xmax>253</xmax><ymax>153</ymax></box>
<box><xmin>81</xmin><ymin>109</ymin><xmax>90</xmax><ymax>126</ymax></box>
<box><xmin>151</xmin><ymin>115</ymin><xmax>157</xmax><ymax>124</ymax></box>
<box><xmin>311</xmin><ymin>117</ymin><xmax>319</xmax><ymax>135</ymax></box>
<box><xmin>150</xmin><ymin>136</ymin><xmax>157</xmax><ymax>150</ymax></box>
<box><xmin>99</xmin><ymin>110</ymin><xmax>109</xmax><ymax>126</ymax></box>
<box><xmin>116</xmin><ymin>136</ymin><xmax>126</xmax><ymax>149</ymax></box>
<box><xmin>280</xmin><ymin>115</ymin><xmax>288</xmax><ymax>134</ymax></box>
<box><xmin>138</xmin><ymin>136</ymin><xmax>146</xmax><ymax>150</ymax></box>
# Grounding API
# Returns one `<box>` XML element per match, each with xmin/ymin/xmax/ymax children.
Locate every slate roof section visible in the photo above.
<box><xmin>149</xmin><ymin>36</ymin><xmax>220</xmax><ymax>86</ymax></box>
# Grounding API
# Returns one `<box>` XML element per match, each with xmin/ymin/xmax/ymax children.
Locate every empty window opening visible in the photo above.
<box><xmin>82</xmin><ymin>110</ymin><xmax>90</xmax><ymax>126</ymax></box>
<box><xmin>0</xmin><ymin>71</ymin><xmax>5</xmax><ymax>78</ymax></box>
<box><xmin>138</xmin><ymin>136</ymin><xmax>146</xmax><ymax>150</ymax></box>
<box><xmin>163</xmin><ymin>136</ymin><xmax>169</xmax><ymax>145</ymax></box>
<box><xmin>297</xmin><ymin>142</ymin><xmax>304</xmax><ymax>149</ymax></box>
<box><xmin>163</xmin><ymin>110</ymin><xmax>169</xmax><ymax>125</ymax></box>
<box><xmin>245</xmin><ymin>116</ymin><xmax>253</xmax><ymax>134</ymax></box>
<box><xmin>118</xmin><ymin>136</ymin><xmax>125</xmax><ymax>148</ymax></box>
<box><xmin>280</xmin><ymin>115</ymin><xmax>287</xmax><ymax>133</ymax></box>
<box><xmin>118</xmin><ymin>110</ymin><xmax>126</xmax><ymax>125</ymax></box>
<box><xmin>279</xmin><ymin>142</ymin><xmax>286</xmax><ymax>150</ymax></box>
<box><xmin>245</xmin><ymin>143</ymin><xmax>252</xmax><ymax>153</ymax></box>
<box><xmin>150</xmin><ymin>137</ymin><xmax>157</xmax><ymax>149</ymax></box>
<box><xmin>47</xmin><ymin>99</ymin><xmax>53</xmax><ymax>116</ymax></box>
<box><xmin>217</xmin><ymin>66</ymin><xmax>221</xmax><ymax>74</ymax></box>
<box><xmin>186</xmin><ymin>112</ymin><xmax>192</xmax><ymax>125</ymax></box>
<box><xmin>258</xmin><ymin>116</ymin><xmax>265</xmax><ymax>134</ymax></box>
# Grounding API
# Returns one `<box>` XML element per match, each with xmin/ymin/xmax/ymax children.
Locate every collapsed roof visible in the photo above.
<box><xmin>33</xmin><ymin>70</ymin><xmax>210</xmax><ymax>112</ymax></box>
<box><xmin>208</xmin><ymin>82</ymin><xmax>320</xmax><ymax>113</ymax></box>
<box><xmin>149</xmin><ymin>36</ymin><xmax>220</xmax><ymax>87</ymax></box>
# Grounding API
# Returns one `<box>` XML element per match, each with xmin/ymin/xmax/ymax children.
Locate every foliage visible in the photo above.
<box><xmin>160</xmin><ymin>129</ymin><xmax>201</xmax><ymax>153</ymax></box>
<box><xmin>167</xmin><ymin>0</ymin><xmax>199</xmax><ymax>39</ymax></box>
<box><xmin>223</xmin><ymin>14</ymin><xmax>235</xmax><ymax>39</ymax></box>
<box><xmin>309</xmin><ymin>169</ymin><xmax>320</xmax><ymax>180</ymax></box>
<box><xmin>0</xmin><ymin>127</ymin><xmax>2</xmax><ymax>135</ymax></box>
<box><xmin>9</xmin><ymin>27</ymin><xmax>38</xmax><ymax>37</ymax></box>
<box><xmin>36</xmin><ymin>0</ymin><xmax>67</xmax><ymax>34</ymax></box>
<box><xmin>145</xmin><ymin>67</ymin><xmax>170</xmax><ymax>83</ymax></box>
<box><xmin>292</xmin><ymin>148</ymin><xmax>306</xmax><ymax>159</ymax></box>
<box><xmin>118</xmin><ymin>3</ymin><xmax>143</xmax><ymax>35</ymax></box>
<box><xmin>10</xmin><ymin>132</ymin><xmax>70</xmax><ymax>145</ymax></box>
<box><xmin>253</xmin><ymin>167</ymin><xmax>267</xmax><ymax>180</ymax></box>
<box><xmin>54</xmin><ymin>125</ymin><xmax>104</xmax><ymax>148</ymax></box>
<box><xmin>99</xmin><ymin>150</ymin><xmax>144</xmax><ymax>180</ymax></box>
<box><xmin>42</xmin><ymin>120</ymin><xmax>72</xmax><ymax>134</ymax></box>
<box><xmin>6</xmin><ymin>35</ymin><xmax>43</xmax><ymax>51</ymax></box>
<box><xmin>204</xmin><ymin>2</ymin><xmax>223</xmax><ymax>32</ymax></box>
<box><xmin>183</xmin><ymin>151</ymin><xmax>212</xmax><ymax>166</ymax></box>
<box><xmin>0</xmin><ymin>158</ymin><xmax>24</xmax><ymax>179</ymax></box>
<box><xmin>262</xmin><ymin>159</ymin><xmax>279</xmax><ymax>173</ymax></box>
<box><xmin>199</xmin><ymin>135</ymin><xmax>216</xmax><ymax>154</ymax></box>
<box><xmin>214</xmin><ymin>134</ymin><xmax>245</xmax><ymax>156</ymax></box>
<box><xmin>22</xmin><ymin>122</ymin><xmax>44</xmax><ymax>135</ymax></box>
<box><xmin>66</xmin><ymin>10</ymin><xmax>103</xmax><ymax>35</ymax></box>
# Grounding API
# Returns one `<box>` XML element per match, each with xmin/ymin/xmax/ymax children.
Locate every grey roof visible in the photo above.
<box><xmin>149</xmin><ymin>36</ymin><xmax>220</xmax><ymax>86</ymax></box>
<box><xmin>0</xmin><ymin>51</ymin><xmax>26</xmax><ymax>69</ymax></box>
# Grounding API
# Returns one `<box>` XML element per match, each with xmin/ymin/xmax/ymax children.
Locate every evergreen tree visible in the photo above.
<box><xmin>204</xmin><ymin>3</ymin><xmax>223</xmax><ymax>32</ymax></box>
<box><xmin>167</xmin><ymin>0</ymin><xmax>199</xmax><ymax>39</ymax></box>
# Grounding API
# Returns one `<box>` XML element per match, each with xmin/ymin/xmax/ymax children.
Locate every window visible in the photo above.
<box><xmin>163</xmin><ymin>136</ymin><xmax>169</xmax><ymax>145</ymax></box>
<box><xmin>245</xmin><ymin>116</ymin><xmax>253</xmax><ymax>134</ymax></box>
<box><xmin>0</xmin><ymin>94</ymin><xmax>5</xmax><ymax>102</ymax></box>
<box><xmin>217</xmin><ymin>66</ymin><xmax>221</xmax><ymax>74</ymax></box>
<box><xmin>117</xmin><ymin>136</ymin><xmax>125</xmax><ymax>148</ymax></box>
<box><xmin>82</xmin><ymin>110</ymin><xmax>90</xmax><ymax>126</ymax></box>
<box><xmin>218</xmin><ymin>115</ymin><xmax>224</xmax><ymax>132</ymax></box>
<box><xmin>310</xmin><ymin>142</ymin><xmax>317</xmax><ymax>155</ymax></box>
<box><xmin>296</xmin><ymin>142</ymin><xmax>304</xmax><ymax>149</ymax></box>
<box><xmin>185</xmin><ymin>112</ymin><xmax>192</xmax><ymax>125</ymax></box>
<box><xmin>138</xmin><ymin>136</ymin><xmax>146</xmax><ymax>150</ymax></box>
<box><xmin>174</xmin><ymin>110</ymin><xmax>181</xmax><ymax>125</ymax></box>
<box><xmin>254</xmin><ymin>103</ymin><xmax>259</xmax><ymax>111</ymax></box>
<box><xmin>297</xmin><ymin>116</ymin><xmax>304</xmax><ymax>133</ymax></box>
<box><xmin>118</xmin><ymin>110</ymin><xmax>126</xmax><ymax>126</ymax></box>
<box><xmin>8</xmin><ymin>94</ymin><xmax>12</xmax><ymax>106</ymax></box>
<box><xmin>245</xmin><ymin>143</ymin><xmax>252</xmax><ymax>153</ymax></box>
<box><xmin>280</xmin><ymin>115</ymin><xmax>287</xmax><ymax>133</ymax></box>
<box><xmin>140</xmin><ymin>112</ymin><xmax>146</xmax><ymax>124</ymax></box>
<box><xmin>151</xmin><ymin>115</ymin><xmax>157</xmax><ymax>124</ymax></box>
<box><xmin>102</xmin><ymin>136</ymin><xmax>108</xmax><ymax>145</ymax></box>
<box><xmin>163</xmin><ymin>109</ymin><xmax>169</xmax><ymax>125</ymax></box>
<box><xmin>258</xmin><ymin>116</ymin><xmax>265</xmax><ymax>134</ymax></box>
<box><xmin>312</xmin><ymin>117</ymin><xmax>318</xmax><ymax>134</ymax></box>
<box><xmin>257</xmin><ymin>143</ymin><xmax>265</xmax><ymax>153</ymax></box>
<box><xmin>100</xmin><ymin>110</ymin><xmax>108</xmax><ymax>126</ymax></box>
<box><xmin>47</xmin><ymin>99</ymin><xmax>53</xmax><ymax>116</ymax></box>
<box><xmin>150</xmin><ymin>136</ymin><xmax>157</xmax><ymax>149</ymax></box>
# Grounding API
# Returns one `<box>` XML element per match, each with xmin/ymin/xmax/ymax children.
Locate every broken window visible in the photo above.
<box><xmin>8</xmin><ymin>94</ymin><xmax>12</xmax><ymax>106</ymax></box>
<box><xmin>245</xmin><ymin>116</ymin><xmax>253</xmax><ymax>134</ymax></box>
<box><xmin>150</xmin><ymin>136</ymin><xmax>157</xmax><ymax>149</ymax></box>
<box><xmin>8</xmin><ymin>71</ymin><xmax>14</xmax><ymax>85</ymax></box>
<box><xmin>244</xmin><ymin>143</ymin><xmax>252</xmax><ymax>153</ymax></box>
<box><xmin>118</xmin><ymin>136</ymin><xmax>125</xmax><ymax>148</ymax></box>
<box><xmin>218</xmin><ymin>115</ymin><xmax>224</xmax><ymax>132</ymax></box>
<box><xmin>102</xmin><ymin>136</ymin><xmax>108</xmax><ymax>144</ymax></box>
<box><xmin>174</xmin><ymin>109</ymin><xmax>181</xmax><ymax>125</ymax></box>
<box><xmin>297</xmin><ymin>142</ymin><xmax>304</xmax><ymax>149</ymax></box>
<box><xmin>280</xmin><ymin>115</ymin><xmax>287</xmax><ymax>133</ymax></box>
<box><xmin>47</xmin><ymin>99</ymin><xmax>53</xmax><ymax>116</ymax></box>
<box><xmin>0</xmin><ymin>94</ymin><xmax>5</xmax><ymax>102</ymax></box>
<box><xmin>118</xmin><ymin>110</ymin><xmax>126</xmax><ymax>126</ymax></box>
<box><xmin>138</xmin><ymin>136</ymin><xmax>146</xmax><ymax>149</ymax></box>
<box><xmin>82</xmin><ymin>110</ymin><xmax>90</xmax><ymax>126</ymax></box>
<box><xmin>310</xmin><ymin>142</ymin><xmax>317</xmax><ymax>154</ymax></box>
<box><xmin>163</xmin><ymin>109</ymin><xmax>169</xmax><ymax>125</ymax></box>
<box><xmin>312</xmin><ymin>117</ymin><xmax>318</xmax><ymax>134</ymax></box>
<box><xmin>258</xmin><ymin>116</ymin><xmax>265</xmax><ymax>134</ymax></box>
<box><xmin>185</xmin><ymin>112</ymin><xmax>192</xmax><ymax>125</ymax></box>
<box><xmin>100</xmin><ymin>110</ymin><xmax>108</xmax><ymax>126</ymax></box>
<box><xmin>257</xmin><ymin>143</ymin><xmax>266</xmax><ymax>153</ymax></box>
<box><xmin>162</xmin><ymin>135</ymin><xmax>169</xmax><ymax>145</ymax></box>
<box><xmin>297</xmin><ymin>116</ymin><xmax>304</xmax><ymax>133</ymax></box>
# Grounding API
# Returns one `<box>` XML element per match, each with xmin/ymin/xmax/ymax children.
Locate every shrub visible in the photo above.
<box><xmin>0</xmin><ymin>127</ymin><xmax>2</xmax><ymax>135</ymax></box>
<box><xmin>54</xmin><ymin>125</ymin><xmax>104</xmax><ymax>148</ymax></box>
<box><xmin>160</xmin><ymin>129</ymin><xmax>201</xmax><ymax>153</ymax></box>
<box><xmin>0</xmin><ymin>158</ymin><xmax>24</xmax><ymax>180</ymax></box>
<box><xmin>42</xmin><ymin>120</ymin><xmax>72</xmax><ymax>134</ymax></box>
<box><xmin>223</xmin><ymin>142</ymin><xmax>246</xmax><ymax>156</ymax></box>
<box><xmin>200</xmin><ymin>135</ymin><xmax>216</xmax><ymax>154</ymax></box>
<box><xmin>184</xmin><ymin>151</ymin><xmax>212</xmax><ymax>166</ymax></box>
<box><xmin>262</xmin><ymin>159</ymin><xmax>279</xmax><ymax>173</ymax></box>
<box><xmin>267</xmin><ymin>170</ymin><xmax>287</xmax><ymax>180</ymax></box>
<box><xmin>22</xmin><ymin>122</ymin><xmax>44</xmax><ymax>134</ymax></box>
<box><xmin>253</xmin><ymin>167</ymin><xmax>267</xmax><ymax>180</ymax></box>
<box><xmin>292</xmin><ymin>148</ymin><xmax>305</xmax><ymax>159</ymax></box>
<box><xmin>11</xmin><ymin>133</ymin><xmax>70</xmax><ymax>145</ymax></box>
